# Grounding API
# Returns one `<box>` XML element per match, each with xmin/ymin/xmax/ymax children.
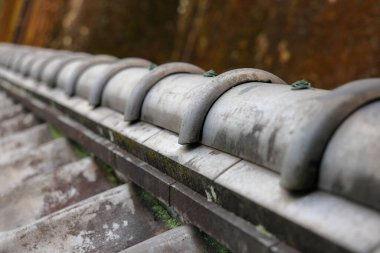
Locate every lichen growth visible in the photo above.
<box><xmin>256</xmin><ymin>224</ymin><xmax>276</xmax><ymax>239</ymax></box>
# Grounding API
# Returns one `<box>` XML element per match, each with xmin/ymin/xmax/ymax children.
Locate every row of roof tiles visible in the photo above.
<box><xmin>1</xmin><ymin>43</ymin><xmax>380</xmax><ymax>252</ymax></box>
<box><xmin>0</xmin><ymin>44</ymin><xmax>379</xmax><ymax>211</ymax></box>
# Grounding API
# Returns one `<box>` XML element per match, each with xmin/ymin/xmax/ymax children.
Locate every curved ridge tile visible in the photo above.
<box><xmin>201</xmin><ymin>81</ymin><xmax>325</xmax><ymax>174</ymax></box>
<box><xmin>179</xmin><ymin>68</ymin><xmax>286</xmax><ymax>144</ymax></box>
<box><xmin>41</xmin><ymin>53</ymin><xmax>90</xmax><ymax>87</ymax></box>
<box><xmin>100</xmin><ymin>67</ymin><xmax>150</xmax><ymax>113</ymax></box>
<box><xmin>123</xmin><ymin>62</ymin><xmax>204</xmax><ymax>121</ymax></box>
<box><xmin>319</xmin><ymin>101</ymin><xmax>380</xmax><ymax>211</ymax></box>
<box><xmin>75</xmin><ymin>62</ymin><xmax>114</xmax><ymax>99</ymax></box>
<box><xmin>20</xmin><ymin>50</ymin><xmax>53</xmax><ymax>76</ymax></box>
<box><xmin>88</xmin><ymin>57</ymin><xmax>151</xmax><ymax>107</ymax></box>
<box><xmin>24</xmin><ymin>51</ymin><xmax>58</xmax><ymax>78</ymax></box>
<box><xmin>12</xmin><ymin>50</ymin><xmax>35</xmax><ymax>73</ymax></box>
<box><xmin>141</xmin><ymin>73</ymin><xmax>211</xmax><ymax>133</ymax></box>
<box><xmin>6</xmin><ymin>47</ymin><xmax>33</xmax><ymax>71</ymax></box>
<box><xmin>281</xmin><ymin>78</ymin><xmax>380</xmax><ymax>191</ymax></box>
<box><xmin>0</xmin><ymin>47</ymin><xmax>21</xmax><ymax>68</ymax></box>
<box><xmin>29</xmin><ymin>51</ymin><xmax>71</xmax><ymax>81</ymax></box>
<box><xmin>63</xmin><ymin>56</ymin><xmax>117</xmax><ymax>96</ymax></box>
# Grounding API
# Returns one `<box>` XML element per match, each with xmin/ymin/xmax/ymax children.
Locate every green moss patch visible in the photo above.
<box><xmin>202</xmin><ymin>232</ymin><xmax>231</xmax><ymax>253</ymax></box>
<box><xmin>140</xmin><ymin>190</ymin><xmax>181</xmax><ymax>229</ymax></box>
<box><xmin>93</xmin><ymin>157</ymin><xmax>122</xmax><ymax>186</ymax></box>
<box><xmin>47</xmin><ymin>124</ymin><xmax>64</xmax><ymax>139</ymax></box>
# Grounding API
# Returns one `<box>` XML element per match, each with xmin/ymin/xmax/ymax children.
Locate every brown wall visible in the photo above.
<box><xmin>0</xmin><ymin>0</ymin><xmax>24</xmax><ymax>42</ymax></box>
<box><xmin>1</xmin><ymin>0</ymin><xmax>380</xmax><ymax>89</ymax></box>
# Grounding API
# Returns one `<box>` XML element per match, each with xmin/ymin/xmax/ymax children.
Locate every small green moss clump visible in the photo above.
<box><xmin>256</xmin><ymin>224</ymin><xmax>276</xmax><ymax>239</ymax></box>
<box><xmin>140</xmin><ymin>190</ymin><xmax>181</xmax><ymax>229</ymax></box>
<box><xmin>70</xmin><ymin>141</ymin><xmax>89</xmax><ymax>159</ymax></box>
<box><xmin>47</xmin><ymin>124</ymin><xmax>64</xmax><ymax>139</ymax></box>
<box><xmin>47</xmin><ymin>124</ymin><xmax>89</xmax><ymax>159</ymax></box>
<box><xmin>202</xmin><ymin>232</ymin><xmax>231</xmax><ymax>253</ymax></box>
<box><xmin>93</xmin><ymin>158</ymin><xmax>121</xmax><ymax>186</ymax></box>
<box><xmin>48</xmin><ymin>124</ymin><xmax>120</xmax><ymax>185</ymax></box>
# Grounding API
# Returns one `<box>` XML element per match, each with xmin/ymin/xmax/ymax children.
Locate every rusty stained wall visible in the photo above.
<box><xmin>1</xmin><ymin>0</ymin><xmax>380</xmax><ymax>89</ymax></box>
<box><xmin>20</xmin><ymin>0</ymin><xmax>68</xmax><ymax>46</ymax></box>
<box><xmin>0</xmin><ymin>0</ymin><xmax>24</xmax><ymax>42</ymax></box>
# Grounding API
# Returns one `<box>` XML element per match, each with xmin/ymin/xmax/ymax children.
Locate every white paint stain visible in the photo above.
<box><xmin>103</xmin><ymin>222</ymin><xmax>121</xmax><ymax>242</ymax></box>
<box><xmin>109</xmin><ymin>130</ymin><xmax>114</xmax><ymax>142</ymax></box>
<box><xmin>210</xmin><ymin>186</ymin><xmax>217</xmax><ymax>202</ymax></box>
<box><xmin>205</xmin><ymin>186</ymin><xmax>218</xmax><ymax>203</ymax></box>
<box><xmin>74</xmin><ymin>230</ymin><xmax>96</xmax><ymax>253</ymax></box>
<box><xmin>112</xmin><ymin>222</ymin><xmax>120</xmax><ymax>231</ymax></box>
<box><xmin>97</xmin><ymin>126</ymin><xmax>104</xmax><ymax>135</ymax></box>
<box><xmin>205</xmin><ymin>190</ymin><xmax>212</xmax><ymax>202</ymax></box>
<box><xmin>105</xmin><ymin>229</ymin><xmax>120</xmax><ymax>242</ymax></box>
<box><xmin>48</xmin><ymin>186</ymin><xmax>78</xmax><ymax>204</ymax></box>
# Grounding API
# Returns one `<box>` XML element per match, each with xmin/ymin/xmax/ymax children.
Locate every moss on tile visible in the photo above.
<box><xmin>69</xmin><ymin>141</ymin><xmax>89</xmax><ymax>159</ymax></box>
<box><xmin>140</xmin><ymin>190</ymin><xmax>181</xmax><ymax>229</ymax></box>
<box><xmin>202</xmin><ymin>232</ymin><xmax>231</xmax><ymax>253</ymax></box>
<box><xmin>256</xmin><ymin>224</ymin><xmax>276</xmax><ymax>239</ymax></box>
<box><xmin>47</xmin><ymin>124</ymin><xmax>64</xmax><ymax>139</ymax></box>
<box><xmin>93</xmin><ymin>157</ymin><xmax>122</xmax><ymax>186</ymax></box>
<box><xmin>48</xmin><ymin>124</ymin><xmax>121</xmax><ymax>185</ymax></box>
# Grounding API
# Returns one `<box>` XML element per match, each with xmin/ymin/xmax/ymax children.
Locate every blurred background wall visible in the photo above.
<box><xmin>0</xmin><ymin>0</ymin><xmax>379</xmax><ymax>89</ymax></box>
